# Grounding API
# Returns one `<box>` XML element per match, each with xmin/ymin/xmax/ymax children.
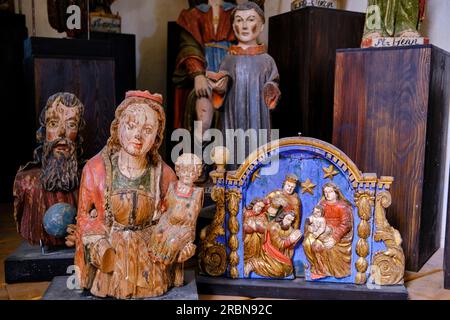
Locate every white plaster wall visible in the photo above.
<box><xmin>13</xmin><ymin>0</ymin><xmax>450</xmax><ymax>247</ymax></box>
<box><xmin>17</xmin><ymin>0</ymin><xmax>63</xmax><ymax>38</ymax></box>
<box><xmin>110</xmin><ymin>0</ymin><xmax>186</xmax><ymax>94</ymax></box>
<box><xmin>17</xmin><ymin>0</ymin><xmax>186</xmax><ymax>95</ymax></box>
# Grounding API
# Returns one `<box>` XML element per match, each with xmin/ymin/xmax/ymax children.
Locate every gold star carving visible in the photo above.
<box><xmin>301</xmin><ymin>179</ymin><xmax>317</xmax><ymax>195</ymax></box>
<box><xmin>323</xmin><ymin>165</ymin><xmax>339</xmax><ymax>180</ymax></box>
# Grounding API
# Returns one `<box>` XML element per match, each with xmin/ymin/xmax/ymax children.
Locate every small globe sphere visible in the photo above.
<box><xmin>43</xmin><ymin>203</ymin><xmax>77</xmax><ymax>238</ymax></box>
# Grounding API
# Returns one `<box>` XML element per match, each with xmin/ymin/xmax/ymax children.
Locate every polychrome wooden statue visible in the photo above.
<box><xmin>264</xmin><ymin>175</ymin><xmax>302</xmax><ymax>229</ymax></box>
<box><xmin>173</xmin><ymin>0</ymin><xmax>236</xmax><ymax>134</ymax></box>
<box><xmin>303</xmin><ymin>183</ymin><xmax>353</xmax><ymax>280</ymax></box>
<box><xmin>47</xmin><ymin>0</ymin><xmax>119</xmax><ymax>37</ymax></box>
<box><xmin>89</xmin><ymin>0</ymin><xmax>121</xmax><ymax>33</ymax></box>
<box><xmin>362</xmin><ymin>0</ymin><xmax>427</xmax><ymax>48</ymax></box>
<box><xmin>242</xmin><ymin>175</ymin><xmax>303</xmax><ymax>278</ymax></box>
<box><xmin>200</xmin><ymin>137</ymin><xmax>406</xmax><ymax>286</ymax></box>
<box><xmin>212</xmin><ymin>1</ymin><xmax>281</xmax><ymax>169</ymax></box>
<box><xmin>243</xmin><ymin>198</ymin><xmax>268</xmax><ymax>263</ymax></box>
<box><xmin>148</xmin><ymin>153</ymin><xmax>204</xmax><ymax>287</ymax></box>
<box><xmin>13</xmin><ymin>92</ymin><xmax>85</xmax><ymax>247</ymax></box>
<box><xmin>245</xmin><ymin>210</ymin><xmax>302</xmax><ymax>278</ymax></box>
<box><xmin>74</xmin><ymin>90</ymin><xmax>188</xmax><ymax>299</ymax></box>
<box><xmin>47</xmin><ymin>0</ymin><xmax>88</xmax><ymax>37</ymax></box>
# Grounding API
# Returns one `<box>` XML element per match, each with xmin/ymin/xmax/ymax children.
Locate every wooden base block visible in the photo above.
<box><xmin>4</xmin><ymin>242</ymin><xmax>74</xmax><ymax>284</ymax></box>
<box><xmin>197</xmin><ymin>275</ymin><xmax>408</xmax><ymax>300</ymax></box>
<box><xmin>43</xmin><ymin>270</ymin><xmax>198</xmax><ymax>300</ymax></box>
<box><xmin>361</xmin><ymin>37</ymin><xmax>429</xmax><ymax>48</ymax></box>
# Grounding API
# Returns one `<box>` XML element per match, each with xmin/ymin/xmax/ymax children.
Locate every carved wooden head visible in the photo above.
<box><xmin>232</xmin><ymin>1</ymin><xmax>265</xmax><ymax>45</ymax></box>
<box><xmin>38</xmin><ymin>93</ymin><xmax>85</xmax><ymax>192</ymax></box>
<box><xmin>118</xmin><ymin>104</ymin><xmax>159</xmax><ymax>158</ymax></box>
<box><xmin>175</xmin><ymin>153</ymin><xmax>203</xmax><ymax>186</ymax></box>
<box><xmin>108</xmin><ymin>91</ymin><xmax>166</xmax><ymax>166</ymax></box>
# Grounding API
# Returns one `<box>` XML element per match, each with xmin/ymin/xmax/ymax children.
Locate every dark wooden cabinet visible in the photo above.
<box><xmin>24</xmin><ymin>34</ymin><xmax>136</xmax><ymax>163</ymax></box>
<box><xmin>0</xmin><ymin>12</ymin><xmax>28</xmax><ymax>203</ymax></box>
<box><xmin>88</xmin><ymin>32</ymin><xmax>136</xmax><ymax>105</ymax></box>
<box><xmin>333</xmin><ymin>45</ymin><xmax>450</xmax><ymax>271</ymax></box>
<box><xmin>445</xmin><ymin>180</ymin><xmax>450</xmax><ymax>289</ymax></box>
<box><xmin>268</xmin><ymin>7</ymin><xmax>365</xmax><ymax>142</ymax></box>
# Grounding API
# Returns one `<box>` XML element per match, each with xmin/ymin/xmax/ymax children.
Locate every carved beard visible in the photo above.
<box><xmin>41</xmin><ymin>138</ymin><xmax>79</xmax><ymax>193</ymax></box>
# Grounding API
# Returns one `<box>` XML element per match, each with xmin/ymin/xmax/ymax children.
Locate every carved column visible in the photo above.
<box><xmin>226</xmin><ymin>189</ymin><xmax>242</xmax><ymax>279</ymax></box>
<box><xmin>355</xmin><ymin>191</ymin><xmax>375</xmax><ymax>285</ymax></box>
<box><xmin>372</xmin><ymin>178</ymin><xmax>405</xmax><ymax>285</ymax></box>
<box><xmin>198</xmin><ymin>175</ymin><xmax>227</xmax><ymax>277</ymax></box>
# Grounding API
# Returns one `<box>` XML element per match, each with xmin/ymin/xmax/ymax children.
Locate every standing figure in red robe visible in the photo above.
<box><xmin>173</xmin><ymin>0</ymin><xmax>236</xmax><ymax>135</ymax></box>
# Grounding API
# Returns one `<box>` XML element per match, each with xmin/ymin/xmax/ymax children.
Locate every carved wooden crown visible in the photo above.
<box><xmin>125</xmin><ymin>90</ymin><xmax>163</xmax><ymax>105</ymax></box>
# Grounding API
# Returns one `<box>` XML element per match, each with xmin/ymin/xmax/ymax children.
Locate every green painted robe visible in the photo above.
<box><xmin>364</xmin><ymin>0</ymin><xmax>424</xmax><ymax>37</ymax></box>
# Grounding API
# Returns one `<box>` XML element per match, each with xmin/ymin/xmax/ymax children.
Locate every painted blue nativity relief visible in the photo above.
<box><xmin>199</xmin><ymin>137</ymin><xmax>405</xmax><ymax>287</ymax></box>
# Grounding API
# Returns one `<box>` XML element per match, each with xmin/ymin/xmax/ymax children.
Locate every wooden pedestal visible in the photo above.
<box><xmin>333</xmin><ymin>45</ymin><xmax>450</xmax><ymax>271</ymax></box>
<box><xmin>269</xmin><ymin>7</ymin><xmax>365</xmax><ymax>142</ymax></box>
<box><xmin>197</xmin><ymin>276</ymin><xmax>408</xmax><ymax>300</ymax></box>
<box><xmin>24</xmin><ymin>34</ymin><xmax>136</xmax><ymax>161</ymax></box>
<box><xmin>0</xmin><ymin>12</ymin><xmax>28</xmax><ymax>203</ymax></box>
<box><xmin>5</xmin><ymin>242</ymin><xmax>74</xmax><ymax>284</ymax></box>
<box><xmin>43</xmin><ymin>271</ymin><xmax>198</xmax><ymax>300</ymax></box>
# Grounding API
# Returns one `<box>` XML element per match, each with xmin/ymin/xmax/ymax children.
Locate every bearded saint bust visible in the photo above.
<box><xmin>13</xmin><ymin>92</ymin><xmax>85</xmax><ymax>247</ymax></box>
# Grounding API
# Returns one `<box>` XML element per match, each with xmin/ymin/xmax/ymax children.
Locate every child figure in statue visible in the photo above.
<box><xmin>305</xmin><ymin>205</ymin><xmax>333</xmax><ymax>252</ymax></box>
<box><xmin>148</xmin><ymin>153</ymin><xmax>204</xmax><ymax>270</ymax></box>
<box><xmin>212</xmin><ymin>2</ymin><xmax>281</xmax><ymax>170</ymax></box>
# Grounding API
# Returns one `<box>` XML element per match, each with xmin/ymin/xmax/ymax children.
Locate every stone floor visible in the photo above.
<box><xmin>0</xmin><ymin>203</ymin><xmax>449</xmax><ymax>300</ymax></box>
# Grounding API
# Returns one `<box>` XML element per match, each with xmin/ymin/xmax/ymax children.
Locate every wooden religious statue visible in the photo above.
<box><xmin>362</xmin><ymin>0</ymin><xmax>427</xmax><ymax>48</ymax></box>
<box><xmin>0</xmin><ymin>0</ymin><xmax>14</xmax><ymax>12</ymax></box>
<box><xmin>47</xmin><ymin>0</ymin><xmax>88</xmax><ymax>37</ymax></box>
<box><xmin>303</xmin><ymin>183</ymin><xmax>354</xmax><ymax>280</ymax></box>
<box><xmin>212</xmin><ymin>1</ymin><xmax>281</xmax><ymax>170</ymax></box>
<box><xmin>243</xmin><ymin>198</ymin><xmax>268</xmax><ymax>263</ymax></box>
<box><xmin>242</xmin><ymin>174</ymin><xmax>302</xmax><ymax>279</ymax></box>
<box><xmin>47</xmin><ymin>0</ymin><xmax>120</xmax><ymax>37</ymax></box>
<box><xmin>245</xmin><ymin>210</ymin><xmax>302</xmax><ymax>278</ymax></box>
<box><xmin>13</xmin><ymin>93</ymin><xmax>85</xmax><ymax>247</ymax></box>
<box><xmin>148</xmin><ymin>153</ymin><xmax>204</xmax><ymax>287</ymax></box>
<box><xmin>173</xmin><ymin>0</ymin><xmax>236</xmax><ymax>136</ymax></box>
<box><xmin>89</xmin><ymin>0</ymin><xmax>115</xmax><ymax>13</ymax></box>
<box><xmin>265</xmin><ymin>175</ymin><xmax>302</xmax><ymax>229</ymax></box>
<box><xmin>74</xmin><ymin>90</ymin><xmax>205</xmax><ymax>299</ymax></box>
<box><xmin>89</xmin><ymin>0</ymin><xmax>121</xmax><ymax>33</ymax></box>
